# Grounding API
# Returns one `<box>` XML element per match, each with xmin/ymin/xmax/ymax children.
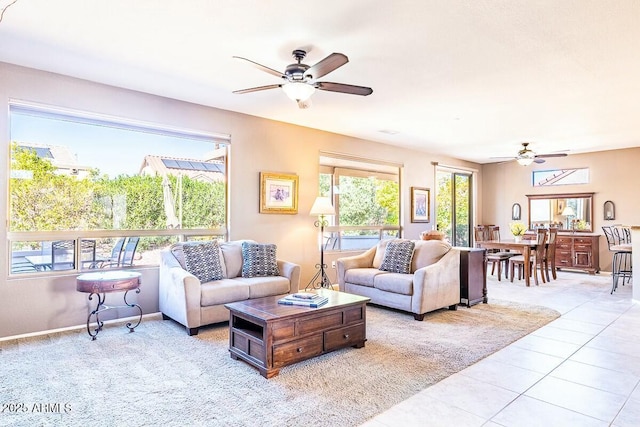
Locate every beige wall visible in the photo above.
<box><xmin>0</xmin><ymin>62</ymin><xmax>478</xmax><ymax>338</ymax></box>
<box><xmin>481</xmin><ymin>148</ymin><xmax>640</xmax><ymax>273</ymax></box>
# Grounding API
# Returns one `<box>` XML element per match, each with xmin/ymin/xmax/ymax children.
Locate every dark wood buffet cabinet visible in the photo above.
<box><xmin>554</xmin><ymin>233</ymin><xmax>600</xmax><ymax>274</ymax></box>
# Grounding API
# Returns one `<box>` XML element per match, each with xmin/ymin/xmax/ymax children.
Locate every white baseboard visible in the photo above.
<box><xmin>0</xmin><ymin>312</ymin><xmax>163</xmax><ymax>342</ymax></box>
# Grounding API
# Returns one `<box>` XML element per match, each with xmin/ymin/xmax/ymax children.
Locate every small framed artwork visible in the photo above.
<box><xmin>557</xmin><ymin>199</ymin><xmax>566</xmax><ymax>215</ymax></box>
<box><xmin>260</xmin><ymin>172</ymin><xmax>299</xmax><ymax>214</ymax></box>
<box><xmin>411</xmin><ymin>187</ymin><xmax>430</xmax><ymax>223</ymax></box>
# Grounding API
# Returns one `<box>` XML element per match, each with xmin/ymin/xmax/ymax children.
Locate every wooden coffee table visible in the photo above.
<box><xmin>224</xmin><ymin>289</ymin><xmax>370</xmax><ymax>378</ymax></box>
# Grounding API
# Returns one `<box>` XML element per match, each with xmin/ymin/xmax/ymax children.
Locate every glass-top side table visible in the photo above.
<box><xmin>76</xmin><ymin>271</ymin><xmax>142</xmax><ymax>340</ymax></box>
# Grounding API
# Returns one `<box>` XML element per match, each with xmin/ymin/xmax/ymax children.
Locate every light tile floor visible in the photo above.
<box><xmin>361</xmin><ymin>271</ymin><xmax>639</xmax><ymax>427</ymax></box>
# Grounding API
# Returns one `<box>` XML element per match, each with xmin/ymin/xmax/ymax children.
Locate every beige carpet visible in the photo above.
<box><xmin>0</xmin><ymin>301</ymin><xmax>559</xmax><ymax>427</ymax></box>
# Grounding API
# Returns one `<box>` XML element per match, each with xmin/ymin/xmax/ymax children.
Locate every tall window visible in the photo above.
<box><xmin>319</xmin><ymin>154</ymin><xmax>401</xmax><ymax>251</ymax></box>
<box><xmin>8</xmin><ymin>103</ymin><xmax>229</xmax><ymax>275</ymax></box>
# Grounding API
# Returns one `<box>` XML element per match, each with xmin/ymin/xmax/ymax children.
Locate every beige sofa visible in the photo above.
<box><xmin>336</xmin><ymin>239</ymin><xmax>460</xmax><ymax>320</ymax></box>
<box><xmin>159</xmin><ymin>240</ymin><xmax>300</xmax><ymax>335</ymax></box>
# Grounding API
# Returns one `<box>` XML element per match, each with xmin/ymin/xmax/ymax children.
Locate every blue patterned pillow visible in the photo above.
<box><xmin>379</xmin><ymin>240</ymin><xmax>415</xmax><ymax>274</ymax></box>
<box><xmin>182</xmin><ymin>241</ymin><xmax>225</xmax><ymax>282</ymax></box>
<box><xmin>241</xmin><ymin>242</ymin><xmax>280</xmax><ymax>277</ymax></box>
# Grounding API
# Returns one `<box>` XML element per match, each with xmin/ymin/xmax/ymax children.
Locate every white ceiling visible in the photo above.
<box><xmin>1</xmin><ymin>0</ymin><xmax>639</xmax><ymax>164</ymax></box>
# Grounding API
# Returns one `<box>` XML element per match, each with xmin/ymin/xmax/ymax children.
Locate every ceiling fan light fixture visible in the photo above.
<box><xmin>516</xmin><ymin>156</ymin><xmax>534</xmax><ymax>166</ymax></box>
<box><xmin>282</xmin><ymin>82</ymin><xmax>315</xmax><ymax>102</ymax></box>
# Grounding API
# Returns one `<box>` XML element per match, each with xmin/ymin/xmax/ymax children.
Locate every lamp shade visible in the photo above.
<box><xmin>561</xmin><ymin>206</ymin><xmax>575</xmax><ymax>216</ymax></box>
<box><xmin>282</xmin><ymin>82</ymin><xmax>316</xmax><ymax>102</ymax></box>
<box><xmin>310</xmin><ymin>197</ymin><xmax>335</xmax><ymax>216</ymax></box>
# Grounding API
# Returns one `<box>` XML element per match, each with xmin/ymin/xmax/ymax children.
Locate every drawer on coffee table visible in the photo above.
<box><xmin>297</xmin><ymin>311</ymin><xmax>343</xmax><ymax>335</ymax></box>
<box><xmin>324</xmin><ymin>323</ymin><xmax>365</xmax><ymax>351</ymax></box>
<box><xmin>344</xmin><ymin>306</ymin><xmax>365</xmax><ymax>323</ymax></box>
<box><xmin>273</xmin><ymin>335</ymin><xmax>323</xmax><ymax>368</ymax></box>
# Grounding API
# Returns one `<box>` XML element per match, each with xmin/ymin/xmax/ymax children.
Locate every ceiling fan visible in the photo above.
<box><xmin>492</xmin><ymin>142</ymin><xmax>568</xmax><ymax>166</ymax></box>
<box><xmin>232</xmin><ymin>49</ymin><xmax>373</xmax><ymax>108</ymax></box>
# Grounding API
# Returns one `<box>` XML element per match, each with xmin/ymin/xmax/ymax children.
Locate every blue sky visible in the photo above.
<box><xmin>11</xmin><ymin>113</ymin><xmax>217</xmax><ymax>178</ymax></box>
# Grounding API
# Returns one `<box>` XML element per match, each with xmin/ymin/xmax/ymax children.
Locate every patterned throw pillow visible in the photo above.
<box><xmin>379</xmin><ymin>240</ymin><xmax>416</xmax><ymax>274</ymax></box>
<box><xmin>182</xmin><ymin>241</ymin><xmax>225</xmax><ymax>282</ymax></box>
<box><xmin>241</xmin><ymin>242</ymin><xmax>280</xmax><ymax>277</ymax></box>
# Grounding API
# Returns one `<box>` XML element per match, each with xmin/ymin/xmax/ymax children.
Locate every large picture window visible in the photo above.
<box><xmin>8</xmin><ymin>103</ymin><xmax>229</xmax><ymax>275</ymax></box>
<box><xmin>319</xmin><ymin>154</ymin><xmax>401</xmax><ymax>251</ymax></box>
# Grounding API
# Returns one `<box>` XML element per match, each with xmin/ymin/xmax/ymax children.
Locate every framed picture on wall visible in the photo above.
<box><xmin>411</xmin><ymin>187</ymin><xmax>430</xmax><ymax>223</ymax></box>
<box><xmin>260</xmin><ymin>172</ymin><xmax>299</xmax><ymax>214</ymax></box>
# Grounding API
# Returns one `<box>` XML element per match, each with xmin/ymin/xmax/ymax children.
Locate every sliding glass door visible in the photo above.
<box><xmin>436</xmin><ymin>169</ymin><xmax>472</xmax><ymax>247</ymax></box>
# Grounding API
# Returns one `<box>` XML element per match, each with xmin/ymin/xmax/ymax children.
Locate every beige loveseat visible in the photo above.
<box><xmin>336</xmin><ymin>239</ymin><xmax>460</xmax><ymax>320</ymax></box>
<box><xmin>159</xmin><ymin>240</ymin><xmax>300</xmax><ymax>335</ymax></box>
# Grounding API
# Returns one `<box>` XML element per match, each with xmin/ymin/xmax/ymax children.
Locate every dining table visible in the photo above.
<box><xmin>475</xmin><ymin>239</ymin><xmax>539</xmax><ymax>287</ymax></box>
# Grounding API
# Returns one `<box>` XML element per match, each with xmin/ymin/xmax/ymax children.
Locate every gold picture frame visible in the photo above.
<box><xmin>411</xmin><ymin>187</ymin><xmax>430</xmax><ymax>223</ymax></box>
<box><xmin>259</xmin><ymin>172</ymin><xmax>299</xmax><ymax>214</ymax></box>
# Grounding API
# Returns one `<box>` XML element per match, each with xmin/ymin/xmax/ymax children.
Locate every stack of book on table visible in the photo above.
<box><xmin>278</xmin><ymin>292</ymin><xmax>329</xmax><ymax>307</ymax></box>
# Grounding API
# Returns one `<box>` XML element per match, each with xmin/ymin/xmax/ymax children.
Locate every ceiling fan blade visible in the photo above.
<box><xmin>535</xmin><ymin>153</ymin><xmax>568</xmax><ymax>158</ymax></box>
<box><xmin>232</xmin><ymin>56</ymin><xmax>285</xmax><ymax>79</ymax></box>
<box><xmin>233</xmin><ymin>84</ymin><xmax>282</xmax><ymax>94</ymax></box>
<box><xmin>305</xmin><ymin>53</ymin><xmax>348</xmax><ymax>79</ymax></box>
<box><xmin>316</xmin><ymin>81</ymin><xmax>373</xmax><ymax>96</ymax></box>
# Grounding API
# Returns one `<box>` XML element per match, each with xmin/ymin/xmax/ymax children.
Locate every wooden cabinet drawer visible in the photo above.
<box><xmin>556</xmin><ymin>250</ymin><xmax>572</xmax><ymax>266</ymax></box>
<box><xmin>271</xmin><ymin>320</ymin><xmax>295</xmax><ymax>340</ymax></box>
<box><xmin>574</xmin><ymin>238</ymin><xmax>592</xmax><ymax>244</ymax></box>
<box><xmin>344</xmin><ymin>306</ymin><xmax>365</xmax><ymax>324</ymax></box>
<box><xmin>324</xmin><ymin>324</ymin><xmax>365</xmax><ymax>351</ymax></box>
<box><xmin>273</xmin><ymin>335</ymin><xmax>323</xmax><ymax>368</ymax></box>
<box><xmin>574</xmin><ymin>243</ymin><xmax>591</xmax><ymax>251</ymax></box>
<box><xmin>297</xmin><ymin>311</ymin><xmax>343</xmax><ymax>335</ymax></box>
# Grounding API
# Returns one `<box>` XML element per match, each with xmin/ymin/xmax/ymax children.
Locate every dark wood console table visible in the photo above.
<box><xmin>457</xmin><ymin>247</ymin><xmax>487</xmax><ymax>306</ymax></box>
<box><xmin>76</xmin><ymin>271</ymin><xmax>142</xmax><ymax>340</ymax></box>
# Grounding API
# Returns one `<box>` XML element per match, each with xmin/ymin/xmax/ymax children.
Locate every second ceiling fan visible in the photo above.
<box><xmin>493</xmin><ymin>143</ymin><xmax>568</xmax><ymax>165</ymax></box>
<box><xmin>233</xmin><ymin>49</ymin><xmax>373</xmax><ymax>108</ymax></box>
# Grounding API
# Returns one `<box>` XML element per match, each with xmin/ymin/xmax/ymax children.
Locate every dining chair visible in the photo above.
<box><xmin>542</xmin><ymin>227</ymin><xmax>558</xmax><ymax>281</ymax></box>
<box><xmin>509</xmin><ymin>228</ymin><xmax>548</xmax><ymax>285</ymax></box>
<box><xmin>475</xmin><ymin>225</ymin><xmax>513</xmax><ymax>281</ymax></box>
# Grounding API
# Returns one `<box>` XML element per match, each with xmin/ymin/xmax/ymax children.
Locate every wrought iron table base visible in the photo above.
<box><xmin>86</xmin><ymin>289</ymin><xmax>142</xmax><ymax>340</ymax></box>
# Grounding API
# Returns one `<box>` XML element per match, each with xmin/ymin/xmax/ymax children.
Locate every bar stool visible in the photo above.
<box><xmin>602</xmin><ymin>226</ymin><xmax>632</xmax><ymax>294</ymax></box>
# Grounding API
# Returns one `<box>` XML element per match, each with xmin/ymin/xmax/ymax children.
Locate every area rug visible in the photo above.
<box><xmin>0</xmin><ymin>300</ymin><xmax>559</xmax><ymax>427</ymax></box>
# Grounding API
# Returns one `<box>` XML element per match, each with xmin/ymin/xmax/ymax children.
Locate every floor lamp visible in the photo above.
<box><xmin>306</xmin><ymin>197</ymin><xmax>335</xmax><ymax>290</ymax></box>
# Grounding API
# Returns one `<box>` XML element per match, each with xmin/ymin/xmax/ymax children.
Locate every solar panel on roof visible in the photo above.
<box><xmin>161</xmin><ymin>158</ymin><xmax>223</xmax><ymax>173</ymax></box>
<box><xmin>21</xmin><ymin>146</ymin><xmax>53</xmax><ymax>159</ymax></box>
<box><xmin>161</xmin><ymin>159</ymin><xmax>180</xmax><ymax>168</ymax></box>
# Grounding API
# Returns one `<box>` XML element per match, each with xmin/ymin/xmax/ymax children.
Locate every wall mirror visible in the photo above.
<box><xmin>527</xmin><ymin>192</ymin><xmax>594</xmax><ymax>232</ymax></box>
